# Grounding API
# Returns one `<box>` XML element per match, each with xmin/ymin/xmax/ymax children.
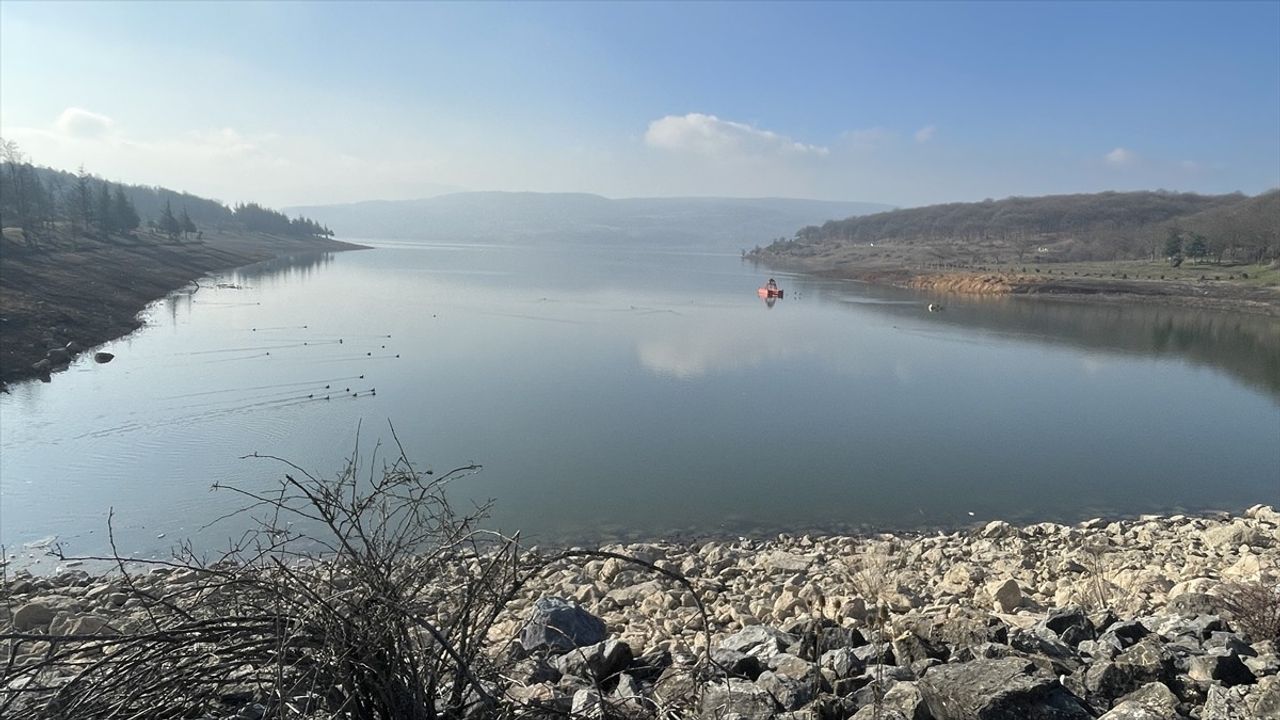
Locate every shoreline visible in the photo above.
<box><xmin>4</xmin><ymin>507</ymin><xmax>1278</xmax><ymax>717</ymax></box>
<box><xmin>0</xmin><ymin>230</ymin><xmax>368</xmax><ymax>389</ymax></box>
<box><xmin>753</xmin><ymin>256</ymin><xmax>1280</xmax><ymax>318</ymax></box>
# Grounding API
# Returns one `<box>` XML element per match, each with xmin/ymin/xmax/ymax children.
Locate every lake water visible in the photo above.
<box><xmin>2</xmin><ymin>241</ymin><xmax>1278</xmax><ymax>568</ymax></box>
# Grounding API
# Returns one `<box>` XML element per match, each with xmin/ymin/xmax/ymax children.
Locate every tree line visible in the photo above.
<box><xmin>768</xmin><ymin>189</ymin><xmax>1279</xmax><ymax>265</ymax></box>
<box><xmin>0</xmin><ymin>139</ymin><xmax>333</xmax><ymax>247</ymax></box>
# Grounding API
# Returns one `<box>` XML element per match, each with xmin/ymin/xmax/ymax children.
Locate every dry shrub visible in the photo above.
<box><xmin>1221</xmin><ymin>577</ymin><xmax>1280</xmax><ymax>642</ymax></box>
<box><xmin>1</xmin><ymin>429</ymin><xmax>709</xmax><ymax>720</ymax></box>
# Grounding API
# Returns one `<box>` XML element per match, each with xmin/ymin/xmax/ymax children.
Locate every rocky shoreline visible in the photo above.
<box><xmin>4</xmin><ymin>508</ymin><xmax>1279</xmax><ymax>718</ymax></box>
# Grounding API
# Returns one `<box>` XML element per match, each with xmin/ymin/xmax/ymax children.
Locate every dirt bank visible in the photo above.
<box><xmin>0</xmin><ymin>229</ymin><xmax>367</xmax><ymax>387</ymax></box>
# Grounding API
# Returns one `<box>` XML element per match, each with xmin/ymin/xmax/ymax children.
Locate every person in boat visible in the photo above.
<box><xmin>766</xmin><ymin>278</ymin><xmax>778</xmax><ymax>291</ymax></box>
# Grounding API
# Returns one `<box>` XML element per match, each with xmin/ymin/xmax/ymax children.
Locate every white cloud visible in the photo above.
<box><xmin>54</xmin><ymin>107</ymin><xmax>114</xmax><ymax>139</ymax></box>
<box><xmin>914</xmin><ymin>125</ymin><xmax>937</xmax><ymax>143</ymax></box>
<box><xmin>1105</xmin><ymin>147</ymin><xmax>1136</xmax><ymax>166</ymax></box>
<box><xmin>644</xmin><ymin>113</ymin><xmax>828</xmax><ymax>158</ymax></box>
<box><xmin>841</xmin><ymin>127</ymin><xmax>894</xmax><ymax>151</ymax></box>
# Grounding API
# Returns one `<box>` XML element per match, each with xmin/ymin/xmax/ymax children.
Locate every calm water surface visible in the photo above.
<box><xmin>2</xmin><ymin>241</ymin><xmax>1277</xmax><ymax>566</ymax></box>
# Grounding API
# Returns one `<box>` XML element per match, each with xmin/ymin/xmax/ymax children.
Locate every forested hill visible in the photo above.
<box><xmin>0</xmin><ymin>147</ymin><xmax>333</xmax><ymax>241</ymax></box>
<box><xmin>765</xmin><ymin>190</ymin><xmax>1279</xmax><ymax>264</ymax></box>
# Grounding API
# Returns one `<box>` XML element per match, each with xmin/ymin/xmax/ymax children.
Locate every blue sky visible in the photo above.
<box><xmin>2</xmin><ymin>1</ymin><xmax>1277</xmax><ymax>207</ymax></box>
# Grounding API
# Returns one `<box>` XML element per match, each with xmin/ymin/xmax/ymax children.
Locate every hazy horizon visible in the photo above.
<box><xmin>2</xmin><ymin>1</ymin><xmax>1277</xmax><ymax>210</ymax></box>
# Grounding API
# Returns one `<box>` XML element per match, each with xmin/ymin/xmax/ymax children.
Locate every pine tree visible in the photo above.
<box><xmin>180</xmin><ymin>207</ymin><xmax>196</xmax><ymax>238</ymax></box>
<box><xmin>160</xmin><ymin>199</ymin><xmax>181</xmax><ymax>240</ymax></box>
<box><xmin>96</xmin><ymin>182</ymin><xmax>115</xmax><ymax>236</ymax></box>
<box><xmin>113</xmin><ymin>186</ymin><xmax>140</xmax><ymax>232</ymax></box>
<box><xmin>73</xmin><ymin>166</ymin><xmax>93</xmax><ymax>234</ymax></box>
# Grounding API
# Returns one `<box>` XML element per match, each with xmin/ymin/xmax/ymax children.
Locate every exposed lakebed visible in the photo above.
<box><xmin>1</xmin><ymin>241</ymin><xmax>1276</xmax><ymax>566</ymax></box>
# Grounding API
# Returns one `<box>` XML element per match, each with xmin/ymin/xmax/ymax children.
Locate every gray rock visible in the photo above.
<box><xmin>882</xmin><ymin>680</ymin><xmax>932</xmax><ymax>720</ymax></box>
<box><xmin>1117</xmin><ymin>681</ymin><xmax>1181</xmax><ymax>713</ymax></box>
<box><xmin>12</xmin><ymin>602</ymin><xmax>54</xmax><ymax>631</ymax></box>
<box><xmin>1251</xmin><ymin>675</ymin><xmax>1280</xmax><ymax>717</ymax></box>
<box><xmin>718</xmin><ymin>625</ymin><xmax>798</xmax><ymax>663</ymax></box>
<box><xmin>919</xmin><ymin>657</ymin><xmax>1093</xmax><ymax>720</ymax></box>
<box><xmin>989</xmin><ymin>578</ymin><xmax>1024</xmax><ymax>613</ymax></box>
<box><xmin>852</xmin><ymin>642</ymin><xmax>895</xmax><ymax>666</ymax></box>
<box><xmin>851</xmin><ymin>707</ymin><xmax>909</xmax><ymax>720</ymax></box>
<box><xmin>93</xmin><ymin>352</ymin><xmax>114</xmax><ymax>364</ymax></box>
<box><xmin>1101</xmin><ymin>620</ymin><xmax>1152</xmax><ymax>649</ymax></box>
<box><xmin>712</xmin><ymin>648</ymin><xmax>765</xmax><ymax>679</ymax></box>
<box><xmin>1202</xmin><ymin>684</ymin><xmax>1252</xmax><ymax>720</ymax></box>
<box><xmin>510</xmin><ymin>656</ymin><xmax>560</xmax><ymax>685</ymax></box>
<box><xmin>1009</xmin><ymin>628</ymin><xmax>1083</xmax><ymax>674</ymax></box>
<box><xmin>67</xmin><ymin>614</ymin><xmax>116</xmax><ymax>636</ymax></box>
<box><xmin>552</xmin><ymin>639</ymin><xmax>632</xmax><ymax>682</ymax></box>
<box><xmin>1187</xmin><ymin>654</ymin><xmax>1256</xmax><ymax>687</ymax></box>
<box><xmin>653</xmin><ymin>666</ymin><xmax>699</xmax><ymax>710</ymax></box>
<box><xmin>819</xmin><ymin>648</ymin><xmax>863</xmax><ymax>679</ymax></box>
<box><xmin>1040</xmin><ymin>607</ymin><xmax>1096</xmax><ymax>646</ymax></box>
<box><xmin>1244</xmin><ymin>651</ymin><xmax>1280</xmax><ymax>677</ymax></box>
<box><xmin>571</xmin><ymin>688</ymin><xmax>606</xmax><ymax>717</ymax></box>
<box><xmin>519</xmin><ymin>597</ymin><xmax>607</xmax><ymax>654</ymax></box>
<box><xmin>1204</xmin><ymin>631</ymin><xmax>1254</xmax><ymax>657</ymax></box>
<box><xmin>892</xmin><ymin>630</ymin><xmax>948</xmax><ymax>667</ymax></box>
<box><xmin>1097</xmin><ymin>700</ymin><xmax>1177</xmax><ymax>720</ymax></box>
<box><xmin>1165</xmin><ymin>593</ymin><xmax>1228</xmax><ymax>618</ymax></box>
<box><xmin>757</xmin><ymin>669</ymin><xmax>816</xmax><ymax>711</ymax></box>
<box><xmin>698</xmin><ymin>678</ymin><xmax>777</xmax><ymax>719</ymax></box>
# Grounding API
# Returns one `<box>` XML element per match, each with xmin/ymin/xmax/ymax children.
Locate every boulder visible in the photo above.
<box><xmin>711</xmin><ymin>648</ymin><xmax>764</xmax><ymax>679</ymax></box>
<box><xmin>1201</xmin><ymin>684</ymin><xmax>1252</xmax><ymax>720</ymax></box>
<box><xmin>1187</xmin><ymin>654</ymin><xmax>1256</xmax><ymax>687</ymax></box>
<box><xmin>552</xmin><ymin>639</ymin><xmax>632</xmax><ymax>682</ymax></box>
<box><xmin>988</xmin><ymin>579</ymin><xmax>1024</xmax><ymax>613</ymax></box>
<box><xmin>698</xmin><ymin>678</ymin><xmax>777</xmax><ymax>719</ymax></box>
<box><xmin>1200</xmin><ymin>522</ymin><xmax>1274</xmax><ymax>550</ymax></box>
<box><xmin>1039</xmin><ymin>607</ymin><xmax>1096</xmax><ymax>646</ymax></box>
<box><xmin>882</xmin><ymin>680</ymin><xmax>932</xmax><ymax>720</ymax></box>
<box><xmin>94</xmin><ymin>352</ymin><xmax>115</xmax><ymax>364</ymax></box>
<box><xmin>12</xmin><ymin>602</ymin><xmax>55</xmax><ymax>631</ymax></box>
<box><xmin>1251</xmin><ymin>675</ymin><xmax>1280</xmax><ymax>717</ymax></box>
<box><xmin>919</xmin><ymin>657</ymin><xmax>1093</xmax><ymax>720</ymax></box>
<box><xmin>519</xmin><ymin>597</ymin><xmax>607</xmax><ymax>654</ymax></box>
<box><xmin>892</xmin><ymin>630</ymin><xmax>949</xmax><ymax>667</ymax></box>
<box><xmin>1097</xmin><ymin>700</ymin><xmax>1177</xmax><ymax>720</ymax></box>
<box><xmin>718</xmin><ymin>625</ymin><xmax>798</xmax><ymax>663</ymax></box>
<box><xmin>1098</xmin><ymin>682</ymin><xmax>1184</xmax><ymax>719</ymax></box>
<box><xmin>758</xmin><ymin>653</ymin><xmax>823</xmax><ymax>710</ymax></box>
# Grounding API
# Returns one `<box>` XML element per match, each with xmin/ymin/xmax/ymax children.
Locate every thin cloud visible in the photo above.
<box><xmin>914</xmin><ymin>125</ymin><xmax>937</xmax><ymax>143</ymax></box>
<box><xmin>1105</xmin><ymin>147</ymin><xmax>1136</xmax><ymax>166</ymax></box>
<box><xmin>841</xmin><ymin>127</ymin><xmax>894</xmax><ymax>151</ymax></box>
<box><xmin>54</xmin><ymin>107</ymin><xmax>114</xmax><ymax>139</ymax></box>
<box><xmin>645</xmin><ymin>113</ymin><xmax>828</xmax><ymax>158</ymax></box>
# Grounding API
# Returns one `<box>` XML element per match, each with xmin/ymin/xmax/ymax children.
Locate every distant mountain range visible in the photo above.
<box><xmin>284</xmin><ymin>192</ymin><xmax>892</xmax><ymax>250</ymax></box>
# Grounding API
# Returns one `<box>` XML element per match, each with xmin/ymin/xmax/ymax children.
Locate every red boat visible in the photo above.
<box><xmin>757</xmin><ymin>286</ymin><xmax>784</xmax><ymax>298</ymax></box>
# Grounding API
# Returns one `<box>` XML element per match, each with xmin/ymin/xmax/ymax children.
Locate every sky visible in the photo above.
<box><xmin>1</xmin><ymin>1</ymin><xmax>1278</xmax><ymax>209</ymax></box>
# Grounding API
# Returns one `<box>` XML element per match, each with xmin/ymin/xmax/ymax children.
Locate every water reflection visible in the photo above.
<box><xmin>2</xmin><ymin>245</ymin><xmax>1276</xmax><ymax>568</ymax></box>
<box><xmin>792</xmin><ymin>276</ymin><xmax>1280</xmax><ymax>398</ymax></box>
